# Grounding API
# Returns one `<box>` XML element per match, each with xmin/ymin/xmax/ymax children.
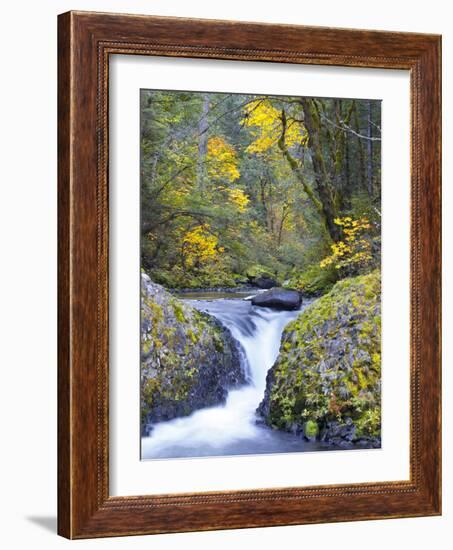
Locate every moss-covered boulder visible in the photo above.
<box><xmin>141</xmin><ymin>272</ymin><xmax>245</xmax><ymax>433</ymax></box>
<box><xmin>257</xmin><ymin>270</ymin><xmax>381</xmax><ymax>448</ymax></box>
<box><xmin>245</xmin><ymin>264</ymin><xmax>278</xmax><ymax>289</ymax></box>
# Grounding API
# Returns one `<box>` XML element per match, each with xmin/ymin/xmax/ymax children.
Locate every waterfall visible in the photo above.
<box><xmin>141</xmin><ymin>296</ymin><xmax>313</xmax><ymax>459</ymax></box>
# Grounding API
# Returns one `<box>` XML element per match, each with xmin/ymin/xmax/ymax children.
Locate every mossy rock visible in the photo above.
<box><xmin>140</xmin><ymin>273</ymin><xmax>246</xmax><ymax>432</ymax></box>
<box><xmin>258</xmin><ymin>270</ymin><xmax>381</xmax><ymax>446</ymax></box>
<box><xmin>245</xmin><ymin>264</ymin><xmax>273</xmax><ymax>279</ymax></box>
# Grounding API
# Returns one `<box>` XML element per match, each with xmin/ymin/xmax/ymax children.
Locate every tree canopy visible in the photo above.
<box><xmin>140</xmin><ymin>89</ymin><xmax>381</xmax><ymax>292</ymax></box>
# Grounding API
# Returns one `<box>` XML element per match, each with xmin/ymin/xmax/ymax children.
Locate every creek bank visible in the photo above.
<box><xmin>141</xmin><ymin>272</ymin><xmax>246</xmax><ymax>435</ymax></box>
<box><xmin>257</xmin><ymin>271</ymin><xmax>381</xmax><ymax>448</ymax></box>
<box><xmin>173</xmin><ymin>286</ymin><xmax>256</xmax><ymax>295</ymax></box>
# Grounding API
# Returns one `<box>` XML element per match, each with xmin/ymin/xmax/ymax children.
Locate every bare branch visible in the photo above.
<box><xmin>319</xmin><ymin>112</ymin><xmax>382</xmax><ymax>141</ymax></box>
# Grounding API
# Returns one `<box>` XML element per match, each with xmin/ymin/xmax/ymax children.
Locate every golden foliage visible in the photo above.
<box><xmin>206</xmin><ymin>136</ymin><xmax>240</xmax><ymax>182</ymax></box>
<box><xmin>242</xmin><ymin>100</ymin><xmax>308</xmax><ymax>153</ymax></box>
<box><xmin>320</xmin><ymin>217</ymin><xmax>373</xmax><ymax>270</ymax></box>
<box><xmin>227</xmin><ymin>188</ymin><xmax>249</xmax><ymax>212</ymax></box>
<box><xmin>181</xmin><ymin>224</ymin><xmax>223</xmax><ymax>268</ymax></box>
<box><xmin>217</xmin><ymin>186</ymin><xmax>250</xmax><ymax>213</ymax></box>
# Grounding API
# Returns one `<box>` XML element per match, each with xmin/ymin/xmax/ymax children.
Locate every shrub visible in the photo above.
<box><xmin>304</xmin><ymin>420</ymin><xmax>319</xmax><ymax>439</ymax></box>
<box><xmin>284</xmin><ymin>262</ymin><xmax>338</xmax><ymax>295</ymax></box>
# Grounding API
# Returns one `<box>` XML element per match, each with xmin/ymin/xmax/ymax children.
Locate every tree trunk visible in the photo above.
<box><xmin>342</xmin><ymin>131</ymin><xmax>351</xmax><ymax>209</ymax></box>
<box><xmin>367</xmin><ymin>100</ymin><xmax>373</xmax><ymax>196</ymax></box>
<box><xmin>299</xmin><ymin>99</ymin><xmax>341</xmax><ymax>242</ymax></box>
<box><xmin>197</xmin><ymin>94</ymin><xmax>210</xmax><ymax>190</ymax></box>
<box><xmin>277</xmin><ymin>204</ymin><xmax>290</xmax><ymax>246</ymax></box>
<box><xmin>353</xmin><ymin>103</ymin><xmax>366</xmax><ymax>191</ymax></box>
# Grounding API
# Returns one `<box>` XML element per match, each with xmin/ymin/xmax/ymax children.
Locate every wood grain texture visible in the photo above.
<box><xmin>57</xmin><ymin>10</ymin><xmax>442</xmax><ymax>539</ymax></box>
<box><xmin>57</xmin><ymin>11</ymin><xmax>72</xmax><ymax>538</ymax></box>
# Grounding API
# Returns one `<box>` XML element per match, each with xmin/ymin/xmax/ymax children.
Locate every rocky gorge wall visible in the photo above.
<box><xmin>140</xmin><ymin>273</ymin><xmax>246</xmax><ymax>434</ymax></box>
<box><xmin>257</xmin><ymin>270</ymin><xmax>381</xmax><ymax>448</ymax></box>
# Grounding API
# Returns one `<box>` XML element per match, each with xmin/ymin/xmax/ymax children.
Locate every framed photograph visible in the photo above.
<box><xmin>58</xmin><ymin>11</ymin><xmax>441</xmax><ymax>539</ymax></box>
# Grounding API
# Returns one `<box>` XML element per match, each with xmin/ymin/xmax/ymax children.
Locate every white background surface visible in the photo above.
<box><xmin>0</xmin><ymin>0</ymin><xmax>450</xmax><ymax>548</ymax></box>
<box><xmin>110</xmin><ymin>56</ymin><xmax>410</xmax><ymax>495</ymax></box>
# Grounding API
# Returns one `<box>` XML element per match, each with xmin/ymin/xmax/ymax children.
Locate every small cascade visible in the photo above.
<box><xmin>141</xmin><ymin>295</ymin><xmax>322</xmax><ymax>459</ymax></box>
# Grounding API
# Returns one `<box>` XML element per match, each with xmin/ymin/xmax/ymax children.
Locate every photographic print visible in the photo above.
<box><xmin>140</xmin><ymin>89</ymin><xmax>382</xmax><ymax>460</ymax></box>
<box><xmin>58</xmin><ymin>13</ymin><xmax>441</xmax><ymax>537</ymax></box>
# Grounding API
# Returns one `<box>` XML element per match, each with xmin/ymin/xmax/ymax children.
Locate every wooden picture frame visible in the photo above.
<box><xmin>58</xmin><ymin>10</ymin><xmax>441</xmax><ymax>539</ymax></box>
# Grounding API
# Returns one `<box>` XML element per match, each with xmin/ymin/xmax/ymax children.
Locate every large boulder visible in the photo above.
<box><xmin>140</xmin><ymin>272</ymin><xmax>245</xmax><ymax>434</ymax></box>
<box><xmin>251</xmin><ymin>288</ymin><xmax>302</xmax><ymax>310</ymax></box>
<box><xmin>257</xmin><ymin>271</ymin><xmax>381</xmax><ymax>449</ymax></box>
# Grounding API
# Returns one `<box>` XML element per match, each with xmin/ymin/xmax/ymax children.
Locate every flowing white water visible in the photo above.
<box><xmin>141</xmin><ymin>295</ymin><xmax>320</xmax><ymax>459</ymax></box>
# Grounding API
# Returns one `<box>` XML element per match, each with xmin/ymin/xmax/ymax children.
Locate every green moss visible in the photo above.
<box><xmin>284</xmin><ymin>262</ymin><xmax>338</xmax><ymax>296</ymax></box>
<box><xmin>355</xmin><ymin>407</ymin><xmax>381</xmax><ymax>437</ymax></box>
<box><xmin>212</xmin><ymin>331</ymin><xmax>224</xmax><ymax>352</ymax></box>
<box><xmin>142</xmin><ymin>337</ymin><xmax>153</xmax><ymax>355</ymax></box>
<box><xmin>142</xmin><ymin>376</ymin><xmax>161</xmax><ymax>409</ymax></box>
<box><xmin>141</xmin><ymin>301</ymin><xmax>164</xmax><ymax>355</ymax></box>
<box><xmin>187</xmin><ymin>329</ymin><xmax>199</xmax><ymax>344</ymax></box>
<box><xmin>265</xmin><ymin>270</ymin><xmax>381</xmax><ymax>442</ymax></box>
<box><xmin>245</xmin><ymin>264</ymin><xmax>272</xmax><ymax>279</ymax></box>
<box><xmin>171</xmin><ymin>299</ymin><xmax>187</xmax><ymax>323</ymax></box>
<box><xmin>149</xmin><ymin>301</ymin><xmax>163</xmax><ymax>321</ymax></box>
<box><xmin>304</xmin><ymin>420</ymin><xmax>319</xmax><ymax>438</ymax></box>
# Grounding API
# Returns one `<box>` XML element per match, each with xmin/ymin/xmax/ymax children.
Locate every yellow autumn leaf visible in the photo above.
<box><xmin>242</xmin><ymin>100</ymin><xmax>307</xmax><ymax>153</ymax></box>
<box><xmin>320</xmin><ymin>216</ymin><xmax>373</xmax><ymax>271</ymax></box>
<box><xmin>227</xmin><ymin>188</ymin><xmax>249</xmax><ymax>212</ymax></box>
<box><xmin>181</xmin><ymin>224</ymin><xmax>221</xmax><ymax>268</ymax></box>
<box><xmin>206</xmin><ymin>136</ymin><xmax>240</xmax><ymax>182</ymax></box>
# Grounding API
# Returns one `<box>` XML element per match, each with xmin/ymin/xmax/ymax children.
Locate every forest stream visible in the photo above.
<box><xmin>140</xmin><ymin>90</ymin><xmax>382</xmax><ymax>458</ymax></box>
<box><xmin>141</xmin><ymin>292</ymin><xmax>333</xmax><ymax>459</ymax></box>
